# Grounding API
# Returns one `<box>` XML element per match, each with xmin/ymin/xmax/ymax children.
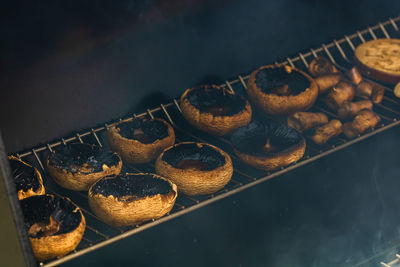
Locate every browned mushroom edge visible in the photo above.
<box><xmin>246</xmin><ymin>65</ymin><xmax>318</xmax><ymax>115</ymax></box>
<box><xmin>47</xmin><ymin>143</ymin><xmax>122</xmax><ymax>191</ymax></box>
<box><xmin>155</xmin><ymin>142</ymin><xmax>233</xmax><ymax>196</ymax></box>
<box><xmin>20</xmin><ymin>194</ymin><xmax>85</xmax><ymax>262</ymax></box>
<box><xmin>230</xmin><ymin>120</ymin><xmax>306</xmax><ymax>171</ymax></box>
<box><xmin>180</xmin><ymin>84</ymin><xmax>252</xmax><ymax>136</ymax></box>
<box><xmin>9</xmin><ymin>156</ymin><xmax>45</xmax><ymax>200</ymax></box>
<box><xmin>107</xmin><ymin>117</ymin><xmax>175</xmax><ymax>164</ymax></box>
<box><xmin>88</xmin><ymin>173</ymin><xmax>177</xmax><ymax>227</ymax></box>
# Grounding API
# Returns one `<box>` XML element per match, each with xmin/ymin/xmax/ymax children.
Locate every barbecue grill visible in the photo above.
<box><xmin>3</xmin><ymin>6</ymin><xmax>400</xmax><ymax>266</ymax></box>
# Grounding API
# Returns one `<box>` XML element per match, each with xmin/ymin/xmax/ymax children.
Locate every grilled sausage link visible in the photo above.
<box><xmin>325</xmin><ymin>81</ymin><xmax>355</xmax><ymax>110</ymax></box>
<box><xmin>342</xmin><ymin>109</ymin><xmax>381</xmax><ymax>138</ymax></box>
<box><xmin>337</xmin><ymin>100</ymin><xmax>373</xmax><ymax>120</ymax></box>
<box><xmin>310</xmin><ymin>119</ymin><xmax>342</xmax><ymax>145</ymax></box>
<box><xmin>287</xmin><ymin>112</ymin><xmax>328</xmax><ymax>133</ymax></box>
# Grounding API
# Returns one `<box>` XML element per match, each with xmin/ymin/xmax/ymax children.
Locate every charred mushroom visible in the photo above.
<box><xmin>107</xmin><ymin>117</ymin><xmax>175</xmax><ymax>164</ymax></box>
<box><xmin>342</xmin><ymin>109</ymin><xmax>381</xmax><ymax>138</ymax></box>
<box><xmin>325</xmin><ymin>81</ymin><xmax>355</xmax><ymax>110</ymax></box>
<box><xmin>286</xmin><ymin>112</ymin><xmax>328</xmax><ymax>133</ymax></box>
<box><xmin>20</xmin><ymin>194</ymin><xmax>85</xmax><ymax>261</ymax></box>
<box><xmin>47</xmin><ymin>143</ymin><xmax>122</xmax><ymax>191</ymax></box>
<box><xmin>88</xmin><ymin>173</ymin><xmax>177</xmax><ymax>227</ymax></box>
<box><xmin>155</xmin><ymin>142</ymin><xmax>233</xmax><ymax>196</ymax></box>
<box><xmin>314</xmin><ymin>73</ymin><xmax>343</xmax><ymax>94</ymax></box>
<box><xmin>9</xmin><ymin>156</ymin><xmax>45</xmax><ymax>200</ymax></box>
<box><xmin>246</xmin><ymin>65</ymin><xmax>318</xmax><ymax>115</ymax></box>
<box><xmin>371</xmin><ymin>84</ymin><xmax>385</xmax><ymax>104</ymax></box>
<box><xmin>308</xmin><ymin>56</ymin><xmax>338</xmax><ymax>77</ymax></box>
<box><xmin>230</xmin><ymin>121</ymin><xmax>306</xmax><ymax>171</ymax></box>
<box><xmin>346</xmin><ymin>66</ymin><xmax>363</xmax><ymax>85</ymax></box>
<box><xmin>310</xmin><ymin>120</ymin><xmax>342</xmax><ymax>145</ymax></box>
<box><xmin>337</xmin><ymin>100</ymin><xmax>373</xmax><ymax>120</ymax></box>
<box><xmin>180</xmin><ymin>84</ymin><xmax>252</xmax><ymax>136</ymax></box>
<box><xmin>354</xmin><ymin>39</ymin><xmax>400</xmax><ymax>84</ymax></box>
<box><xmin>355</xmin><ymin>81</ymin><xmax>374</xmax><ymax>98</ymax></box>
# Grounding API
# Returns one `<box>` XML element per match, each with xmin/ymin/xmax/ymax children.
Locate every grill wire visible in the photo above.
<box><xmin>10</xmin><ymin>16</ymin><xmax>400</xmax><ymax>267</ymax></box>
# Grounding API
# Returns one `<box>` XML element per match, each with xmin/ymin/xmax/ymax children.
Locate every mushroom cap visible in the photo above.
<box><xmin>155</xmin><ymin>142</ymin><xmax>233</xmax><ymax>196</ymax></box>
<box><xmin>20</xmin><ymin>194</ymin><xmax>86</xmax><ymax>262</ymax></box>
<box><xmin>88</xmin><ymin>173</ymin><xmax>177</xmax><ymax>227</ymax></box>
<box><xmin>230</xmin><ymin>120</ymin><xmax>306</xmax><ymax>170</ymax></box>
<box><xmin>8</xmin><ymin>156</ymin><xmax>45</xmax><ymax>200</ymax></box>
<box><xmin>107</xmin><ymin>118</ymin><xmax>175</xmax><ymax>164</ymax></box>
<box><xmin>180</xmin><ymin>84</ymin><xmax>252</xmax><ymax>136</ymax></box>
<box><xmin>246</xmin><ymin>65</ymin><xmax>318</xmax><ymax>115</ymax></box>
<box><xmin>47</xmin><ymin>143</ymin><xmax>122</xmax><ymax>191</ymax></box>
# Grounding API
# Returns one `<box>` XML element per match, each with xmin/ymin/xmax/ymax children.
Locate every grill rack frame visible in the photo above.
<box><xmin>10</xmin><ymin>16</ymin><xmax>400</xmax><ymax>266</ymax></box>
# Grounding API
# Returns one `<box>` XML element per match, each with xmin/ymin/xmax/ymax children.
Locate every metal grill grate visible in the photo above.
<box><xmin>11</xmin><ymin>16</ymin><xmax>400</xmax><ymax>266</ymax></box>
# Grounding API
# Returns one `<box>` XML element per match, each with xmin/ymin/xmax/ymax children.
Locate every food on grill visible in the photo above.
<box><xmin>246</xmin><ymin>64</ymin><xmax>318</xmax><ymax>115</ymax></box>
<box><xmin>155</xmin><ymin>142</ymin><xmax>233</xmax><ymax>196</ymax></box>
<box><xmin>325</xmin><ymin>81</ymin><xmax>355</xmax><ymax>110</ymax></box>
<box><xmin>310</xmin><ymin>120</ymin><xmax>342</xmax><ymax>145</ymax></box>
<box><xmin>308</xmin><ymin>56</ymin><xmax>338</xmax><ymax>77</ymax></box>
<box><xmin>180</xmin><ymin>84</ymin><xmax>252</xmax><ymax>136</ymax></box>
<box><xmin>107</xmin><ymin>117</ymin><xmax>175</xmax><ymax>164</ymax></box>
<box><xmin>47</xmin><ymin>143</ymin><xmax>122</xmax><ymax>191</ymax></box>
<box><xmin>286</xmin><ymin>112</ymin><xmax>328</xmax><ymax>133</ymax></box>
<box><xmin>355</xmin><ymin>81</ymin><xmax>374</xmax><ymax>98</ymax></box>
<box><xmin>20</xmin><ymin>194</ymin><xmax>85</xmax><ymax>261</ymax></box>
<box><xmin>314</xmin><ymin>73</ymin><xmax>343</xmax><ymax>94</ymax></box>
<box><xmin>354</xmin><ymin>38</ymin><xmax>400</xmax><ymax>83</ymax></box>
<box><xmin>337</xmin><ymin>100</ymin><xmax>373</xmax><ymax>120</ymax></box>
<box><xmin>230</xmin><ymin>121</ymin><xmax>306</xmax><ymax>171</ymax></box>
<box><xmin>371</xmin><ymin>84</ymin><xmax>385</xmax><ymax>104</ymax></box>
<box><xmin>8</xmin><ymin>156</ymin><xmax>45</xmax><ymax>200</ymax></box>
<box><xmin>88</xmin><ymin>173</ymin><xmax>177</xmax><ymax>227</ymax></box>
<box><xmin>395</xmin><ymin>82</ymin><xmax>400</xmax><ymax>98</ymax></box>
<box><xmin>342</xmin><ymin>109</ymin><xmax>381</xmax><ymax>138</ymax></box>
<box><xmin>346</xmin><ymin>66</ymin><xmax>363</xmax><ymax>85</ymax></box>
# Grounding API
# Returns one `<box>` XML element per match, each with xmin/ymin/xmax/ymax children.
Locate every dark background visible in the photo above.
<box><xmin>1</xmin><ymin>0</ymin><xmax>400</xmax><ymax>266</ymax></box>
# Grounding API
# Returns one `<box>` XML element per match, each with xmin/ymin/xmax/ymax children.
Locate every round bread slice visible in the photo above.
<box><xmin>88</xmin><ymin>173</ymin><xmax>177</xmax><ymax>227</ymax></box>
<box><xmin>354</xmin><ymin>38</ymin><xmax>400</xmax><ymax>83</ymax></box>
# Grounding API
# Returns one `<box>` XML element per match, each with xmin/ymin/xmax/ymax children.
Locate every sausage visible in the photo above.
<box><xmin>325</xmin><ymin>81</ymin><xmax>355</xmax><ymax>110</ymax></box>
<box><xmin>310</xmin><ymin>120</ymin><xmax>342</xmax><ymax>145</ymax></box>
<box><xmin>308</xmin><ymin>56</ymin><xmax>339</xmax><ymax>77</ymax></box>
<box><xmin>342</xmin><ymin>109</ymin><xmax>381</xmax><ymax>138</ymax></box>
<box><xmin>314</xmin><ymin>73</ymin><xmax>342</xmax><ymax>94</ymax></box>
<box><xmin>287</xmin><ymin>112</ymin><xmax>328</xmax><ymax>133</ymax></box>
<box><xmin>337</xmin><ymin>100</ymin><xmax>373</xmax><ymax>120</ymax></box>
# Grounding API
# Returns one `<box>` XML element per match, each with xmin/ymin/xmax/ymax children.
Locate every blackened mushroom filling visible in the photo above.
<box><xmin>117</xmin><ymin>118</ymin><xmax>169</xmax><ymax>144</ymax></box>
<box><xmin>255</xmin><ymin>67</ymin><xmax>310</xmax><ymax>96</ymax></box>
<box><xmin>48</xmin><ymin>143</ymin><xmax>120</xmax><ymax>174</ymax></box>
<box><xmin>230</xmin><ymin>121</ymin><xmax>303</xmax><ymax>157</ymax></box>
<box><xmin>20</xmin><ymin>195</ymin><xmax>82</xmax><ymax>238</ymax></box>
<box><xmin>91</xmin><ymin>174</ymin><xmax>172</xmax><ymax>200</ymax></box>
<box><xmin>162</xmin><ymin>143</ymin><xmax>226</xmax><ymax>171</ymax></box>
<box><xmin>9</xmin><ymin>158</ymin><xmax>41</xmax><ymax>192</ymax></box>
<box><xmin>186</xmin><ymin>85</ymin><xmax>247</xmax><ymax>116</ymax></box>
